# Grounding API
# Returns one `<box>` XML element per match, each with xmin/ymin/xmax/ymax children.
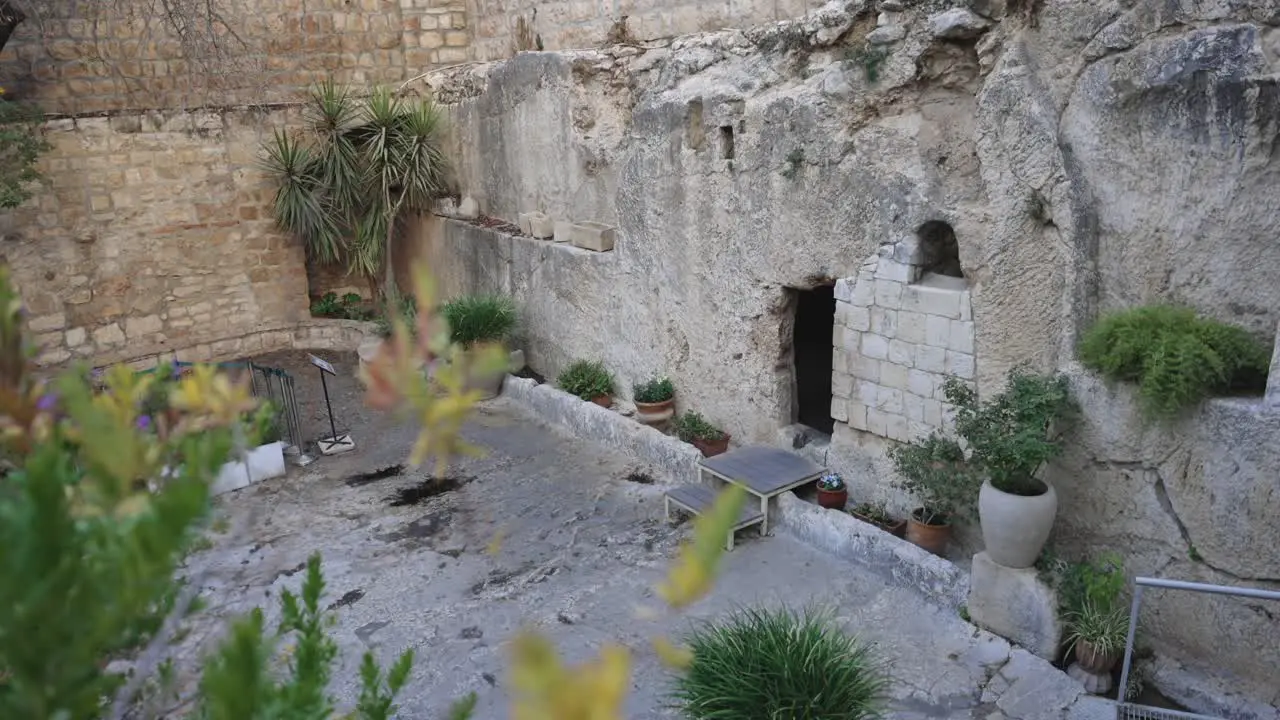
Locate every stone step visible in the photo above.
<box><xmin>664</xmin><ymin>483</ymin><xmax>764</xmax><ymax>531</ymax></box>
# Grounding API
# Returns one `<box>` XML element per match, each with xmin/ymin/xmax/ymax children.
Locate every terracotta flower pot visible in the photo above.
<box><xmin>634</xmin><ymin>398</ymin><xmax>675</xmax><ymax>426</ymax></box>
<box><xmin>1074</xmin><ymin>640</ymin><xmax>1121</xmax><ymax>675</ymax></box>
<box><xmin>851</xmin><ymin>510</ymin><xmax>907</xmax><ymax>538</ymax></box>
<box><xmin>906</xmin><ymin>508</ymin><xmax>951</xmax><ymax>556</ymax></box>
<box><xmin>590</xmin><ymin>394</ymin><xmax>613</xmax><ymax>408</ymax></box>
<box><xmin>692</xmin><ymin>433</ymin><xmax>730</xmax><ymax>458</ymax></box>
<box><xmin>817</xmin><ymin>488</ymin><xmax>848</xmax><ymax>509</ymax></box>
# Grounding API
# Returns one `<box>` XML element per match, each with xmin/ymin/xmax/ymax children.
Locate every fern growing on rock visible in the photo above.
<box><xmin>1078</xmin><ymin>305</ymin><xmax>1271</xmax><ymax>418</ymax></box>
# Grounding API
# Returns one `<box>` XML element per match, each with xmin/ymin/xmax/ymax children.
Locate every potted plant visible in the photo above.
<box><xmin>442</xmin><ymin>294</ymin><xmax>518</xmax><ymax>399</ymax></box>
<box><xmin>1056</xmin><ymin>552</ymin><xmax>1130</xmax><ymax>689</ymax></box>
<box><xmin>815</xmin><ymin>472</ymin><xmax>848</xmax><ymax>509</ymax></box>
<box><xmin>1067</xmin><ymin>601</ymin><xmax>1129</xmax><ymax>680</ymax></box>
<box><xmin>633</xmin><ymin>376</ymin><xmax>676</xmax><ymax>426</ymax></box>
<box><xmin>849</xmin><ymin>502</ymin><xmax>907</xmax><ymax>538</ymax></box>
<box><xmin>947</xmin><ymin>368</ymin><xmax>1075</xmax><ymax>569</ymax></box>
<box><xmin>674</xmin><ymin>411</ymin><xmax>730</xmax><ymax>457</ymax></box>
<box><xmin>558</xmin><ymin>359</ymin><xmax>616</xmax><ymax>407</ymax></box>
<box><xmin>888</xmin><ymin>433</ymin><xmax>976</xmax><ymax>556</ymax></box>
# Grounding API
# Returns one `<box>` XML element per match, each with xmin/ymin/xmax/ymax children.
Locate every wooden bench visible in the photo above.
<box><xmin>664</xmin><ymin>446</ymin><xmax>826</xmax><ymax>550</ymax></box>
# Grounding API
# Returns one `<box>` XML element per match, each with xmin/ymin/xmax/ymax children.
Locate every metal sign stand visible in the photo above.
<box><xmin>310</xmin><ymin>354</ymin><xmax>355</xmax><ymax>456</ymax></box>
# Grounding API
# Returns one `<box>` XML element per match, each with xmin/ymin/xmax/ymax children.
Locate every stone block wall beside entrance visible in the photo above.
<box><xmin>831</xmin><ymin>239</ymin><xmax>974</xmax><ymax>443</ymax></box>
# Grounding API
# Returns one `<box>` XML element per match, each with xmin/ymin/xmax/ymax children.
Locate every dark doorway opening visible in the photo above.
<box><xmin>793</xmin><ymin>284</ymin><xmax>835</xmax><ymax>435</ymax></box>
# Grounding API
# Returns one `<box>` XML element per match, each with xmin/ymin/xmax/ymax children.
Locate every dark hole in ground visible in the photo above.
<box><xmin>377</xmin><ymin>510</ymin><xmax>453</xmax><ymax>542</ymax></box>
<box><xmin>793</xmin><ymin>283</ymin><xmax>835</xmax><ymax>435</ymax></box>
<box><xmin>514</xmin><ymin>365</ymin><xmax>545</xmax><ymax>384</ymax></box>
<box><xmin>625</xmin><ymin>471</ymin><xmax>655</xmax><ymax>484</ymax></box>
<box><xmin>328</xmin><ymin>588</ymin><xmax>365</xmax><ymax>610</ymax></box>
<box><xmin>346</xmin><ymin>464</ymin><xmax>406</xmax><ymax>486</ymax></box>
<box><xmin>387</xmin><ymin>475</ymin><xmax>471</xmax><ymax>506</ymax></box>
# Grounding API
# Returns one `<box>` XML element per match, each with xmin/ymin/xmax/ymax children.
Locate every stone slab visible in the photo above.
<box><xmin>568</xmin><ymin>221</ymin><xmax>616</xmax><ymax>252</ymax></box>
<box><xmin>967</xmin><ymin>552</ymin><xmax>1063</xmax><ymax>661</ymax></box>
<box><xmin>775</xmin><ymin>492</ymin><xmax>970</xmax><ymax>609</ymax></box>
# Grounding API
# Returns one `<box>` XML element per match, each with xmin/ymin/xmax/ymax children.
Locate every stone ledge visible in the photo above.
<box><xmin>76</xmin><ymin>319</ymin><xmax>380</xmax><ymax>373</ymax></box>
<box><xmin>773</xmin><ymin>492</ymin><xmax>969</xmax><ymax>609</ymax></box>
<box><xmin>500</xmin><ymin>376</ymin><xmax>702</xmax><ymax>485</ymax></box>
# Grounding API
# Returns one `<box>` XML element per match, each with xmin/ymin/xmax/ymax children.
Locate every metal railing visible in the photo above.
<box><xmin>92</xmin><ymin>357</ymin><xmax>304</xmax><ymax>452</ymax></box>
<box><xmin>1116</xmin><ymin>577</ymin><xmax>1280</xmax><ymax>720</ymax></box>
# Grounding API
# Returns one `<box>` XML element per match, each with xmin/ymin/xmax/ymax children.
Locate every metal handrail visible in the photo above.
<box><xmin>1116</xmin><ymin>576</ymin><xmax>1280</xmax><ymax>709</ymax></box>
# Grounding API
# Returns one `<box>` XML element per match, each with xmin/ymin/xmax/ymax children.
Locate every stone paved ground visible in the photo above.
<box><xmin>173</xmin><ymin>393</ymin><xmax>1097</xmax><ymax>719</ymax></box>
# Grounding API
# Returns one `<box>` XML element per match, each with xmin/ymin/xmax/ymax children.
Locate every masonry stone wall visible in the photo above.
<box><xmin>0</xmin><ymin>107</ymin><xmax>311</xmax><ymax>368</ymax></box>
<box><xmin>466</xmin><ymin>0</ymin><xmax>818</xmax><ymax>61</ymax></box>
<box><xmin>832</xmin><ymin>244</ymin><xmax>975</xmax><ymax>442</ymax></box>
<box><xmin>0</xmin><ymin>0</ymin><xmax>471</xmax><ymax>115</ymax></box>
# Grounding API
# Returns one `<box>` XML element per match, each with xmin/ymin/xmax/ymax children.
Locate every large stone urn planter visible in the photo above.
<box><xmin>978</xmin><ymin>479</ymin><xmax>1058</xmax><ymax>569</ymax></box>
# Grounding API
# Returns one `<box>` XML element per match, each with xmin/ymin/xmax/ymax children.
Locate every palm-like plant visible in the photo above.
<box><xmin>261</xmin><ymin>80</ymin><xmax>449</xmax><ymax>299</ymax></box>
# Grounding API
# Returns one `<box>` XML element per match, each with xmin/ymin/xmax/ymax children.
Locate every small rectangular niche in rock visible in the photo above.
<box><xmin>569</xmin><ymin>221</ymin><xmax>616</xmax><ymax>252</ymax></box>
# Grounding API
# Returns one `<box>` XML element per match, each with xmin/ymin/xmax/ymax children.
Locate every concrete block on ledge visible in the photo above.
<box><xmin>967</xmin><ymin>551</ymin><xmax>1062</xmax><ymax>660</ymax></box>
<box><xmin>528</xmin><ymin>212</ymin><xmax>554</xmax><ymax>239</ymax></box>
<box><xmin>569</xmin><ymin>221</ymin><xmax>616</xmax><ymax>252</ymax></box>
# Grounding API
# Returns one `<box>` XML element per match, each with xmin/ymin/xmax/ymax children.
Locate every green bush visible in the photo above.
<box><xmin>673</xmin><ymin>412</ymin><xmax>726</xmax><ymax>443</ymax></box>
<box><xmin>1078</xmin><ymin>305</ymin><xmax>1271</xmax><ymax>418</ymax></box>
<box><xmin>947</xmin><ymin>369</ymin><xmax>1075</xmax><ymax>496</ymax></box>
<box><xmin>634</xmin><ymin>376</ymin><xmax>675</xmax><ymax>403</ymax></box>
<box><xmin>672</xmin><ymin>606</ymin><xmax>888</xmax><ymax>720</ymax></box>
<box><xmin>888</xmin><ymin>432</ymin><xmax>975</xmax><ymax>526</ymax></box>
<box><xmin>441</xmin><ymin>294</ymin><xmax>517</xmax><ymax>348</ymax></box>
<box><xmin>557</xmin><ymin>360</ymin><xmax>615</xmax><ymax>400</ymax></box>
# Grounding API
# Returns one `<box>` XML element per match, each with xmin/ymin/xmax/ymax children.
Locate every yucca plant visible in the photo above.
<box><xmin>672</xmin><ymin>606</ymin><xmax>888</xmax><ymax>720</ymax></box>
<box><xmin>261</xmin><ymin>80</ymin><xmax>449</xmax><ymax>300</ymax></box>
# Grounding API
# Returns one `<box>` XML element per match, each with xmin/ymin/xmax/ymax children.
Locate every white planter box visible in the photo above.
<box><xmin>211</xmin><ymin>441</ymin><xmax>286</xmax><ymax>496</ymax></box>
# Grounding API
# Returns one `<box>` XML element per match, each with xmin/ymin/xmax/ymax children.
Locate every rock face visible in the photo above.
<box><xmin>417</xmin><ymin>0</ymin><xmax>1280</xmax><ymax>712</ymax></box>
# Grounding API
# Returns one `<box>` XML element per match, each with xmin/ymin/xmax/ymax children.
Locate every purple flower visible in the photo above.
<box><xmin>136</xmin><ymin>415</ymin><xmax>152</xmax><ymax>431</ymax></box>
<box><xmin>36</xmin><ymin>392</ymin><xmax>58</xmax><ymax>411</ymax></box>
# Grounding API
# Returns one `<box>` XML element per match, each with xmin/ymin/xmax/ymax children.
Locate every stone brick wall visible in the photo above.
<box><xmin>0</xmin><ymin>0</ymin><xmax>471</xmax><ymax>115</ymax></box>
<box><xmin>831</xmin><ymin>241</ymin><xmax>975</xmax><ymax>442</ymax></box>
<box><xmin>465</xmin><ymin>0</ymin><xmax>818</xmax><ymax>60</ymax></box>
<box><xmin>1</xmin><ymin>107</ymin><xmax>311</xmax><ymax>367</ymax></box>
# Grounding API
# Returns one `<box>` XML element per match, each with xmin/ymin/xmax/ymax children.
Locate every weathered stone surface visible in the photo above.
<box><xmin>928</xmin><ymin>8</ymin><xmax>992</xmax><ymax>39</ymax></box>
<box><xmin>407</xmin><ymin>2</ymin><xmax>1280</xmax><ymax>712</ymax></box>
<box><xmin>967</xmin><ymin>552</ymin><xmax>1062</xmax><ymax>661</ymax></box>
<box><xmin>866</xmin><ymin>25</ymin><xmax>907</xmax><ymax>45</ymax></box>
<box><xmin>1267</xmin><ymin>321</ymin><xmax>1280</xmax><ymax>406</ymax></box>
<box><xmin>995</xmin><ymin>650</ymin><xmax>1084</xmax><ymax>719</ymax></box>
<box><xmin>457</xmin><ymin>196</ymin><xmax>480</xmax><ymax>220</ymax></box>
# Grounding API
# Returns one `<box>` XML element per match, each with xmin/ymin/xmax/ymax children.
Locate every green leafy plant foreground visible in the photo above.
<box><xmin>441</xmin><ymin>294</ymin><xmax>517</xmax><ymax>348</ymax></box>
<box><xmin>0</xmin><ymin>96</ymin><xmax>50</xmax><ymax>210</ymax></box>
<box><xmin>557</xmin><ymin>359</ymin><xmax>615</xmax><ymax>400</ymax></box>
<box><xmin>1079</xmin><ymin>305</ymin><xmax>1271</xmax><ymax>418</ymax></box>
<box><xmin>672</xmin><ymin>606</ymin><xmax>888</xmax><ymax>720</ymax></box>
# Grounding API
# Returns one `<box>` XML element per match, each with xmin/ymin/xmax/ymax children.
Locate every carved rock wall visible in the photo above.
<box><xmin>418</xmin><ymin>0</ymin><xmax>1280</xmax><ymax>712</ymax></box>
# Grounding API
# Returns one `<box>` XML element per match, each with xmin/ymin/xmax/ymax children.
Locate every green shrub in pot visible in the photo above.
<box><xmin>888</xmin><ymin>432</ymin><xmax>977</xmax><ymax>555</ymax></box>
<box><xmin>557</xmin><ymin>360</ymin><xmax>616</xmax><ymax>404</ymax></box>
<box><xmin>947</xmin><ymin>368</ymin><xmax>1075</xmax><ymax>569</ymax></box>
